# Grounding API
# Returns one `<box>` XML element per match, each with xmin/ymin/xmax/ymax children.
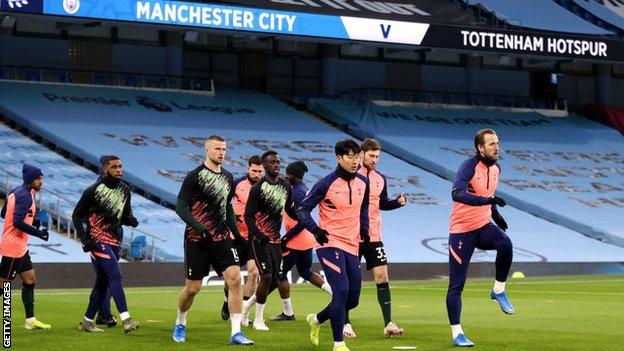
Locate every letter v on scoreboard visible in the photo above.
<box><xmin>341</xmin><ymin>17</ymin><xmax>429</xmax><ymax>45</ymax></box>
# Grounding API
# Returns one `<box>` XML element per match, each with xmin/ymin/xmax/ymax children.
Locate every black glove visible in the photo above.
<box><xmin>36</xmin><ymin>229</ymin><xmax>49</xmax><ymax>242</ymax></box>
<box><xmin>312</xmin><ymin>228</ymin><xmax>329</xmax><ymax>246</ymax></box>
<box><xmin>492</xmin><ymin>211</ymin><xmax>508</xmax><ymax>231</ymax></box>
<box><xmin>360</xmin><ymin>229</ymin><xmax>370</xmax><ymax>245</ymax></box>
<box><xmin>32</xmin><ymin>218</ymin><xmax>41</xmax><ymax>230</ymax></box>
<box><xmin>489</xmin><ymin>196</ymin><xmax>507</xmax><ymax>207</ymax></box>
<box><xmin>200</xmin><ymin>229</ymin><xmax>213</xmax><ymax>242</ymax></box>
<box><xmin>82</xmin><ymin>239</ymin><xmax>93</xmax><ymax>252</ymax></box>
<box><xmin>256</xmin><ymin>234</ymin><xmax>270</xmax><ymax>246</ymax></box>
<box><xmin>124</xmin><ymin>216</ymin><xmax>139</xmax><ymax>228</ymax></box>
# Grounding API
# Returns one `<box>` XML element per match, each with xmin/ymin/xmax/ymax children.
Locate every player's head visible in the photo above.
<box><xmin>335</xmin><ymin>139</ymin><xmax>361</xmax><ymax>174</ymax></box>
<box><xmin>102</xmin><ymin>155</ymin><xmax>123</xmax><ymax>179</ymax></box>
<box><xmin>474</xmin><ymin>129</ymin><xmax>499</xmax><ymax>162</ymax></box>
<box><xmin>285</xmin><ymin>160</ymin><xmax>308</xmax><ymax>184</ymax></box>
<box><xmin>247</xmin><ymin>155</ymin><xmax>263</xmax><ymax>182</ymax></box>
<box><xmin>22</xmin><ymin>163</ymin><xmax>43</xmax><ymax>191</ymax></box>
<box><xmin>204</xmin><ymin>135</ymin><xmax>227</xmax><ymax>166</ymax></box>
<box><xmin>262</xmin><ymin>150</ymin><xmax>280</xmax><ymax>178</ymax></box>
<box><xmin>360</xmin><ymin>138</ymin><xmax>381</xmax><ymax>171</ymax></box>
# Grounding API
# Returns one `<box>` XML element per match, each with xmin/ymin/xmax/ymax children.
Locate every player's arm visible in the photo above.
<box><xmin>379</xmin><ymin>174</ymin><xmax>403</xmax><ymax>211</ymax></box>
<box><xmin>226</xmin><ymin>184</ymin><xmax>244</xmax><ymax>244</ymax></box>
<box><xmin>0</xmin><ymin>200</ymin><xmax>6</xmax><ymax>219</ymax></box>
<box><xmin>491</xmin><ymin>204</ymin><xmax>508</xmax><ymax>231</ymax></box>
<box><xmin>284</xmin><ymin>185</ymin><xmax>298</xmax><ymax>221</ymax></box>
<box><xmin>359</xmin><ymin>178</ymin><xmax>370</xmax><ymax>243</ymax></box>
<box><xmin>175</xmin><ymin>171</ymin><xmax>207</xmax><ymax>234</ymax></box>
<box><xmin>72</xmin><ymin>186</ymin><xmax>96</xmax><ymax>246</ymax></box>
<box><xmin>121</xmin><ymin>189</ymin><xmax>138</xmax><ymax>228</ymax></box>
<box><xmin>281</xmin><ymin>186</ymin><xmax>306</xmax><ymax>244</ymax></box>
<box><xmin>451</xmin><ymin>159</ymin><xmax>493</xmax><ymax>206</ymax></box>
<box><xmin>244</xmin><ymin>184</ymin><xmax>269</xmax><ymax>244</ymax></box>
<box><xmin>12</xmin><ymin>190</ymin><xmax>48</xmax><ymax>241</ymax></box>
<box><xmin>297</xmin><ymin>178</ymin><xmax>330</xmax><ymax>245</ymax></box>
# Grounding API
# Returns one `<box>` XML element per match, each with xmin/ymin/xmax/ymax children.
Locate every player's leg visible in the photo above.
<box><xmin>17</xmin><ymin>252</ymin><xmax>50</xmax><ymax>330</ymax></box>
<box><xmin>221</xmin><ymin>285</ymin><xmax>230</xmax><ymax>321</ymax></box>
<box><xmin>221</xmin><ymin>253</ymin><xmax>254</xmax><ymax>346</ymax></box>
<box><xmin>241</xmin><ymin>258</ymin><xmax>258</xmax><ymax>326</ymax></box>
<box><xmin>95</xmin><ymin>289</ymin><xmax>116</xmax><ymax>327</ymax></box>
<box><xmin>244</xmin><ymin>258</ymin><xmax>259</xmax><ymax>298</ymax></box>
<box><xmin>173</xmin><ymin>240</ymin><xmax>208</xmax><ymax>342</ymax></box>
<box><xmin>477</xmin><ymin>223</ymin><xmax>514</xmax><ymax>314</ymax></box>
<box><xmin>446</xmin><ymin>231</ymin><xmax>477</xmax><ymax>346</ymax></box>
<box><xmin>80</xmin><ymin>249</ymin><xmax>110</xmax><ymax>333</ymax></box>
<box><xmin>313</xmin><ymin>248</ymin><xmax>349</xmax><ymax>348</ymax></box>
<box><xmin>250</xmin><ymin>240</ymin><xmax>272</xmax><ymax>331</ymax></box>
<box><xmin>298</xmin><ymin>248</ymin><xmax>331</xmax><ymax>294</ymax></box>
<box><xmin>336</xmin><ymin>251</ymin><xmax>361</xmax><ymax>350</ymax></box>
<box><xmin>101</xmin><ymin>245</ymin><xmax>138</xmax><ymax>333</ymax></box>
<box><xmin>271</xmin><ymin>247</ymin><xmax>297</xmax><ymax>321</ymax></box>
<box><xmin>243</xmin><ymin>240</ymin><xmax>259</xmax><ymax>299</ymax></box>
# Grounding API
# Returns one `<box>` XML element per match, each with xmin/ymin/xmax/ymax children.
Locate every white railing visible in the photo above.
<box><xmin>1</xmin><ymin>168</ymin><xmax>167</xmax><ymax>262</ymax></box>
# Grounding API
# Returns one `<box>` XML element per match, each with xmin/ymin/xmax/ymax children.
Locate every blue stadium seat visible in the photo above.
<box><xmin>131</xmin><ymin>235</ymin><xmax>147</xmax><ymax>261</ymax></box>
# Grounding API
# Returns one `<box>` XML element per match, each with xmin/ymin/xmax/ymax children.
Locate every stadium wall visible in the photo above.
<box><xmin>32</xmin><ymin>262</ymin><xmax>624</xmax><ymax>289</ymax></box>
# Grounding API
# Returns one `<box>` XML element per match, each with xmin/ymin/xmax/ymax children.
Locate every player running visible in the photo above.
<box><xmin>446</xmin><ymin>129</ymin><xmax>514</xmax><ymax>347</ymax></box>
<box><xmin>171</xmin><ymin>135</ymin><xmax>253</xmax><ymax>345</ymax></box>
<box><xmin>298</xmin><ymin>139</ymin><xmax>370</xmax><ymax>351</ymax></box>
<box><xmin>344</xmin><ymin>138</ymin><xmax>407</xmax><ymax>338</ymax></box>
<box><xmin>0</xmin><ymin>163</ymin><xmax>51</xmax><ymax>331</ymax></box>
<box><xmin>242</xmin><ymin>151</ymin><xmax>297</xmax><ymax>331</ymax></box>
<box><xmin>72</xmin><ymin>156</ymin><xmax>140</xmax><ymax>334</ymax></box>
<box><xmin>271</xmin><ymin>160</ymin><xmax>332</xmax><ymax>322</ymax></box>
<box><xmin>221</xmin><ymin>155</ymin><xmax>262</xmax><ymax>323</ymax></box>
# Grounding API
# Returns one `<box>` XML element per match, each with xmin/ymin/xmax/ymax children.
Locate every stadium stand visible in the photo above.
<box><xmin>308</xmin><ymin>98</ymin><xmax>624</xmax><ymax>249</ymax></box>
<box><xmin>1</xmin><ymin>81</ymin><xmax>623</xmax><ymax>262</ymax></box>
<box><xmin>0</xmin><ymin>122</ymin><xmax>181</xmax><ymax>261</ymax></box>
<box><xmin>565</xmin><ymin>0</ymin><xmax>624</xmax><ymax>31</ymax></box>
<box><xmin>466</xmin><ymin>0</ymin><xmax>614</xmax><ymax>34</ymax></box>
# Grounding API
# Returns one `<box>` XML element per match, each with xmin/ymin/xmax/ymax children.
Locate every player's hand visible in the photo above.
<box><xmin>360</xmin><ymin>229</ymin><xmax>370</xmax><ymax>245</ymax></box>
<box><xmin>492</xmin><ymin>211</ymin><xmax>508</xmax><ymax>231</ymax></box>
<box><xmin>82</xmin><ymin>239</ymin><xmax>93</xmax><ymax>252</ymax></box>
<box><xmin>312</xmin><ymin>228</ymin><xmax>329</xmax><ymax>246</ymax></box>
<box><xmin>125</xmin><ymin>216</ymin><xmax>139</xmax><ymax>228</ymax></box>
<box><xmin>32</xmin><ymin>218</ymin><xmax>41</xmax><ymax>229</ymax></box>
<box><xmin>489</xmin><ymin>196</ymin><xmax>507</xmax><ymax>207</ymax></box>
<box><xmin>37</xmin><ymin>229</ymin><xmax>49</xmax><ymax>242</ymax></box>
<box><xmin>200</xmin><ymin>229</ymin><xmax>213</xmax><ymax>243</ymax></box>
<box><xmin>397</xmin><ymin>192</ymin><xmax>407</xmax><ymax>206</ymax></box>
<box><xmin>256</xmin><ymin>234</ymin><xmax>270</xmax><ymax>246</ymax></box>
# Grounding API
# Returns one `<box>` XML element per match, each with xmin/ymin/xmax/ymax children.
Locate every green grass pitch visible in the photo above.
<box><xmin>7</xmin><ymin>275</ymin><xmax>624</xmax><ymax>350</ymax></box>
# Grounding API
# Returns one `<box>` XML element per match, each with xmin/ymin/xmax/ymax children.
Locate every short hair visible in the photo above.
<box><xmin>361</xmin><ymin>138</ymin><xmax>381</xmax><ymax>152</ymax></box>
<box><xmin>248</xmin><ymin>155</ymin><xmax>262</xmax><ymax>166</ymax></box>
<box><xmin>205</xmin><ymin>135</ymin><xmax>226</xmax><ymax>145</ymax></box>
<box><xmin>335</xmin><ymin>139</ymin><xmax>360</xmax><ymax>156</ymax></box>
<box><xmin>102</xmin><ymin>155</ymin><xmax>120</xmax><ymax>167</ymax></box>
<box><xmin>474</xmin><ymin>129</ymin><xmax>497</xmax><ymax>152</ymax></box>
<box><xmin>261</xmin><ymin>150</ymin><xmax>278</xmax><ymax>162</ymax></box>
